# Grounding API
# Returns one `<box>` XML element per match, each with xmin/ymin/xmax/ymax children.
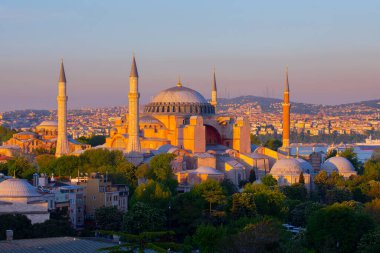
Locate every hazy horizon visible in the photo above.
<box><xmin>1</xmin><ymin>0</ymin><xmax>379</xmax><ymax>111</ymax></box>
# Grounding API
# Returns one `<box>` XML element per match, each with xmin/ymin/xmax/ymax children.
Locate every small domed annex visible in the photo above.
<box><xmin>321</xmin><ymin>156</ymin><xmax>356</xmax><ymax>176</ymax></box>
<box><xmin>0</xmin><ymin>179</ymin><xmax>41</xmax><ymax>198</ymax></box>
<box><xmin>270</xmin><ymin>158</ymin><xmax>304</xmax><ymax>175</ymax></box>
<box><xmin>144</xmin><ymin>84</ymin><xmax>215</xmax><ymax>115</ymax></box>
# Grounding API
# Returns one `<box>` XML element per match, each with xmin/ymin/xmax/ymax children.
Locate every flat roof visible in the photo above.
<box><xmin>0</xmin><ymin>237</ymin><xmax>115</xmax><ymax>253</ymax></box>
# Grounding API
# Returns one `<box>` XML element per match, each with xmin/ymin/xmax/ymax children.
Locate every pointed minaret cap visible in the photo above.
<box><xmin>212</xmin><ymin>68</ymin><xmax>217</xmax><ymax>91</ymax></box>
<box><xmin>284</xmin><ymin>65</ymin><xmax>289</xmax><ymax>92</ymax></box>
<box><xmin>59</xmin><ymin>59</ymin><xmax>66</xmax><ymax>83</ymax></box>
<box><xmin>130</xmin><ymin>55</ymin><xmax>139</xmax><ymax>78</ymax></box>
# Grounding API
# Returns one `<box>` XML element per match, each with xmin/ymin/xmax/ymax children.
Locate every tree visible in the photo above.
<box><xmin>192</xmin><ymin>179</ymin><xmax>226</xmax><ymax>215</ymax></box>
<box><xmin>53</xmin><ymin>155</ymin><xmax>81</xmax><ymax>177</ymax></box>
<box><xmin>281</xmin><ymin>183</ymin><xmax>307</xmax><ymax>201</ymax></box>
<box><xmin>32</xmin><ymin>219</ymin><xmax>74</xmax><ymax>238</ymax></box>
<box><xmin>243</xmin><ymin>183</ymin><xmax>287</xmax><ymax>218</ymax></box>
<box><xmin>249</xmin><ymin>169</ymin><xmax>257</xmax><ymax>183</ymax></box>
<box><xmin>299</xmin><ymin>172</ymin><xmax>305</xmax><ymax>184</ymax></box>
<box><xmin>149</xmin><ymin>153</ymin><xmax>176</xmax><ymax>181</ymax></box>
<box><xmin>289</xmin><ymin>201</ymin><xmax>324</xmax><ymax>227</ymax></box>
<box><xmin>340</xmin><ymin>148</ymin><xmax>362</xmax><ymax>173</ymax></box>
<box><xmin>95</xmin><ymin>206</ymin><xmax>124</xmax><ymax>231</ymax></box>
<box><xmin>123</xmin><ymin>202</ymin><xmax>166</xmax><ymax>234</ymax></box>
<box><xmin>131</xmin><ymin>180</ymin><xmax>172</xmax><ymax>209</ymax></box>
<box><xmin>230</xmin><ymin>192</ymin><xmax>257</xmax><ymax>218</ymax></box>
<box><xmin>7</xmin><ymin>156</ymin><xmax>36</xmax><ymax>179</ymax></box>
<box><xmin>220</xmin><ymin>218</ymin><xmax>282</xmax><ymax>253</ymax></box>
<box><xmin>0</xmin><ymin>214</ymin><xmax>32</xmax><ymax>240</ymax></box>
<box><xmin>192</xmin><ymin>224</ymin><xmax>226</xmax><ymax>253</ymax></box>
<box><xmin>169</xmin><ymin>192</ymin><xmax>205</xmax><ymax>237</ymax></box>
<box><xmin>0</xmin><ymin>125</ymin><xmax>16</xmax><ymax>144</ymax></box>
<box><xmin>220</xmin><ymin>178</ymin><xmax>238</xmax><ymax>196</ymax></box>
<box><xmin>261</xmin><ymin>174</ymin><xmax>277</xmax><ymax>187</ymax></box>
<box><xmin>99</xmin><ymin>230</ymin><xmax>180</xmax><ymax>253</ymax></box>
<box><xmin>364</xmin><ymin>198</ymin><xmax>380</xmax><ymax>224</ymax></box>
<box><xmin>363</xmin><ymin>159</ymin><xmax>380</xmax><ymax>181</ymax></box>
<box><xmin>76</xmin><ymin>135</ymin><xmax>106</xmax><ymax>147</ymax></box>
<box><xmin>264</xmin><ymin>138</ymin><xmax>282</xmax><ymax>151</ymax></box>
<box><xmin>326</xmin><ymin>149</ymin><xmax>338</xmax><ymax>159</ymax></box>
<box><xmin>306</xmin><ymin>203</ymin><xmax>374</xmax><ymax>253</ymax></box>
<box><xmin>357</xmin><ymin>227</ymin><xmax>380</xmax><ymax>253</ymax></box>
<box><xmin>116</xmin><ymin>160</ymin><xmax>137</xmax><ymax>186</ymax></box>
<box><xmin>36</xmin><ymin>154</ymin><xmax>56</xmax><ymax>175</ymax></box>
<box><xmin>250</xmin><ymin>134</ymin><xmax>261</xmax><ymax>145</ymax></box>
<box><xmin>325</xmin><ymin>187</ymin><xmax>352</xmax><ymax>204</ymax></box>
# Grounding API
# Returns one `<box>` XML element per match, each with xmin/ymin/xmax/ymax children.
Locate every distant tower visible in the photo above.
<box><xmin>126</xmin><ymin>56</ymin><xmax>141</xmax><ymax>153</ymax></box>
<box><xmin>55</xmin><ymin>60</ymin><xmax>70</xmax><ymax>157</ymax></box>
<box><xmin>282</xmin><ymin>66</ymin><xmax>291</xmax><ymax>148</ymax></box>
<box><xmin>211</xmin><ymin>69</ymin><xmax>218</xmax><ymax>113</ymax></box>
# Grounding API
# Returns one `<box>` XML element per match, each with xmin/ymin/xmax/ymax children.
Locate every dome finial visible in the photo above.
<box><xmin>177</xmin><ymin>75</ymin><xmax>182</xmax><ymax>87</ymax></box>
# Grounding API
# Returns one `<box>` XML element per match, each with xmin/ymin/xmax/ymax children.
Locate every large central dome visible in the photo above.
<box><xmin>144</xmin><ymin>83</ymin><xmax>215</xmax><ymax>115</ymax></box>
<box><xmin>152</xmin><ymin>86</ymin><xmax>208</xmax><ymax>104</ymax></box>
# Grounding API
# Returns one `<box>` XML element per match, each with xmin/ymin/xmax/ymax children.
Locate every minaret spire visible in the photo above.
<box><xmin>282</xmin><ymin>65</ymin><xmax>291</xmax><ymax>149</ymax></box>
<box><xmin>127</xmin><ymin>55</ymin><xmax>141</xmax><ymax>153</ymax></box>
<box><xmin>211</xmin><ymin>68</ymin><xmax>218</xmax><ymax>113</ymax></box>
<box><xmin>55</xmin><ymin>59</ymin><xmax>70</xmax><ymax>157</ymax></box>
<box><xmin>130</xmin><ymin>55</ymin><xmax>139</xmax><ymax>78</ymax></box>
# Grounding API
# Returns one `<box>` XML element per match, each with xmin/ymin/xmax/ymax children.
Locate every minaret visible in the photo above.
<box><xmin>126</xmin><ymin>56</ymin><xmax>141</xmax><ymax>153</ymax></box>
<box><xmin>55</xmin><ymin>60</ymin><xmax>70</xmax><ymax>157</ymax></box>
<box><xmin>211</xmin><ymin>69</ymin><xmax>217</xmax><ymax>112</ymax></box>
<box><xmin>282</xmin><ymin>66</ymin><xmax>291</xmax><ymax>148</ymax></box>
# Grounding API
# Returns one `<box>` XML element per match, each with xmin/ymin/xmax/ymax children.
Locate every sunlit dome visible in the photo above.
<box><xmin>270</xmin><ymin>158</ymin><xmax>304</xmax><ymax>175</ymax></box>
<box><xmin>152</xmin><ymin>86</ymin><xmax>208</xmax><ymax>104</ymax></box>
<box><xmin>0</xmin><ymin>179</ymin><xmax>41</xmax><ymax>198</ymax></box>
<box><xmin>321</xmin><ymin>156</ymin><xmax>356</xmax><ymax>174</ymax></box>
<box><xmin>144</xmin><ymin>84</ymin><xmax>215</xmax><ymax>115</ymax></box>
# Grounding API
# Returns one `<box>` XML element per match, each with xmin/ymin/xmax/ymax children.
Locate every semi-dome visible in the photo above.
<box><xmin>0</xmin><ymin>179</ymin><xmax>41</xmax><ymax>198</ymax></box>
<box><xmin>144</xmin><ymin>84</ymin><xmax>215</xmax><ymax>115</ymax></box>
<box><xmin>270</xmin><ymin>158</ymin><xmax>304</xmax><ymax>175</ymax></box>
<box><xmin>321</xmin><ymin>156</ymin><xmax>356</xmax><ymax>174</ymax></box>
<box><xmin>38</xmin><ymin>121</ymin><xmax>58</xmax><ymax>127</ymax></box>
<box><xmin>140</xmin><ymin>115</ymin><xmax>162</xmax><ymax>124</ymax></box>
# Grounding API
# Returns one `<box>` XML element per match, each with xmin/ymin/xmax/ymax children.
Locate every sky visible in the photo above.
<box><xmin>0</xmin><ymin>0</ymin><xmax>379</xmax><ymax>111</ymax></box>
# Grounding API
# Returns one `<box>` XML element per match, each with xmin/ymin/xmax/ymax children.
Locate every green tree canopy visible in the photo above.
<box><xmin>131</xmin><ymin>180</ymin><xmax>172</xmax><ymax>209</ymax></box>
<box><xmin>306</xmin><ymin>202</ymin><xmax>374</xmax><ymax>253</ymax></box>
<box><xmin>192</xmin><ymin>179</ymin><xmax>226</xmax><ymax>215</ymax></box>
<box><xmin>192</xmin><ymin>224</ymin><xmax>226</xmax><ymax>253</ymax></box>
<box><xmin>261</xmin><ymin>174</ymin><xmax>277</xmax><ymax>187</ymax></box>
<box><xmin>95</xmin><ymin>206</ymin><xmax>124</xmax><ymax>231</ymax></box>
<box><xmin>123</xmin><ymin>202</ymin><xmax>166</xmax><ymax>234</ymax></box>
<box><xmin>230</xmin><ymin>192</ymin><xmax>257</xmax><ymax>218</ymax></box>
<box><xmin>264</xmin><ymin>138</ymin><xmax>282</xmax><ymax>151</ymax></box>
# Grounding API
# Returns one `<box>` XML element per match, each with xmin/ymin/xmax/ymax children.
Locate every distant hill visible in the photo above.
<box><xmin>218</xmin><ymin>96</ymin><xmax>380</xmax><ymax>115</ymax></box>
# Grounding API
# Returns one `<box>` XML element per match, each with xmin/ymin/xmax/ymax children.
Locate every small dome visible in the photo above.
<box><xmin>192</xmin><ymin>166</ymin><xmax>223</xmax><ymax>175</ymax></box>
<box><xmin>270</xmin><ymin>158</ymin><xmax>304</xmax><ymax>175</ymax></box>
<box><xmin>321</xmin><ymin>156</ymin><xmax>356</xmax><ymax>174</ymax></box>
<box><xmin>152</xmin><ymin>86</ymin><xmax>208</xmax><ymax>104</ymax></box>
<box><xmin>295</xmin><ymin>158</ymin><xmax>313</xmax><ymax>173</ymax></box>
<box><xmin>0</xmin><ymin>179</ymin><xmax>41</xmax><ymax>197</ymax></box>
<box><xmin>38</xmin><ymin>121</ymin><xmax>58</xmax><ymax>127</ymax></box>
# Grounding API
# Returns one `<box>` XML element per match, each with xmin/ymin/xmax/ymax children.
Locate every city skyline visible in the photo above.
<box><xmin>1</xmin><ymin>0</ymin><xmax>380</xmax><ymax>110</ymax></box>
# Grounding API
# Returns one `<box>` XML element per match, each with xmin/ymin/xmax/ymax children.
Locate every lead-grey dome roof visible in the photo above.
<box><xmin>152</xmin><ymin>86</ymin><xmax>208</xmax><ymax>104</ymax></box>
<box><xmin>321</xmin><ymin>156</ymin><xmax>356</xmax><ymax>174</ymax></box>
<box><xmin>270</xmin><ymin>158</ymin><xmax>305</xmax><ymax>175</ymax></box>
<box><xmin>0</xmin><ymin>179</ymin><xmax>41</xmax><ymax>197</ymax></box>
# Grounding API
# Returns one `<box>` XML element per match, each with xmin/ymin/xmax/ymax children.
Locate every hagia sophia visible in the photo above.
<box><xmin>0</xmin><ymin>56</ymin><xmax>357</xmax><ymax>190</ymax></box>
